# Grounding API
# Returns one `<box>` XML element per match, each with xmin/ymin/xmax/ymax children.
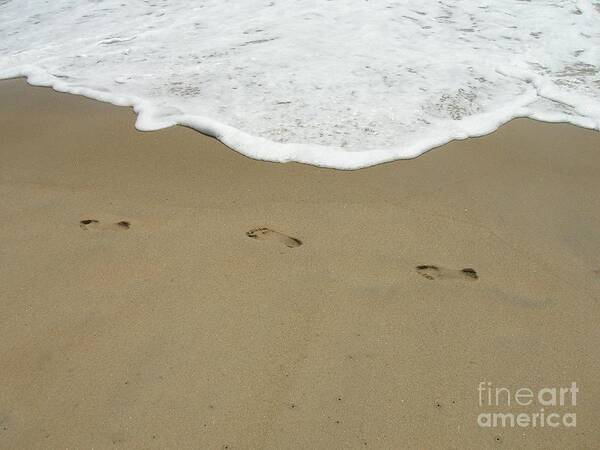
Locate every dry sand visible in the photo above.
<box><xmin>1</xmin><ymin>78</ymin><xmax>600</xmax><ymax>449</ymax></box>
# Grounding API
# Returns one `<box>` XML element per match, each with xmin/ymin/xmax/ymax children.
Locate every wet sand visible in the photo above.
<box><xmin>1</xmin><ymin>78</ymin><xmax>599</xmax><ymax>449</ymax></box>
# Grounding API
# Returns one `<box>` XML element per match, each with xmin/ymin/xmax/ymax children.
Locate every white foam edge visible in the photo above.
<box><xmin>2</xmin><ymin>65</ymin><xmax>598</xmax><ymax>170</ymax></box>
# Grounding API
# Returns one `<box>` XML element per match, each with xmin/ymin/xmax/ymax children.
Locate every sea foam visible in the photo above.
<box><xmin>1</xmin><ymin>0</ymin><xmax>599</xmax><ymax>169</ymax></box>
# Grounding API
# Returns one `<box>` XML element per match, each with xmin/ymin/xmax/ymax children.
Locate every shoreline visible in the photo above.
<box><xmin>1</xmin><ymin>78</ymin><xmax>600</xmax><ymax>448</ymax></box>
<box><xmin>3</xmin><ymin>74</ymin><xmax>598</xmax><ymax>170</ymax></box>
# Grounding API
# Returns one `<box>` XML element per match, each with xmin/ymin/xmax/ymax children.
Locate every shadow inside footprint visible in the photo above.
<box><xmin>246</xmin><ymin>227</ymin><xmax>302</xmax><ymax>248</ymax></box>
<box><xmin>416</xmin><ymin>265</ymin><xmax>478</xmax><ymax>281</ymax></box>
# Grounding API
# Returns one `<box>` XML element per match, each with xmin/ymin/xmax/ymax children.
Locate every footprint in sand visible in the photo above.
<box><xmin>80</xmin><ymin>219</ymin><xmax>131</xmax><ymax>231</ymax></box>
<box><xmin>79</xmin><ymin>219</ymin><xmax>100</xmax><ymax>230</ymax></box>
<box><xmin>416</xmin><ymin>265</ymin><xmax>478</xmax><ymax>281</ymax></box>
<box><xmin>246</xmin><ymin>227</ymin><xmax>302</xmax><ymax>248</ymax></box>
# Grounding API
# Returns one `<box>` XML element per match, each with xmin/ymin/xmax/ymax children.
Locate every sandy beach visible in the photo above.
<box><xmin>1</xmin><ymin>78</ymin><xmax>600</xmax><ymax>448</ymax></box>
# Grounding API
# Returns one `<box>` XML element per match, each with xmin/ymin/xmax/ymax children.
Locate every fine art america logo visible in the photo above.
<box><xmin>477</xmin><ymin>381</ymin><xmax>578</xmax><ymax>428</ymax></box>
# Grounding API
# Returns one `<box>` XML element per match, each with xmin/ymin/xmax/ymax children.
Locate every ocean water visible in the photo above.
<box><xmin>1</xmin><ymin>0</ymin><xmax>599</xmax><ymax>169</ymax></box>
